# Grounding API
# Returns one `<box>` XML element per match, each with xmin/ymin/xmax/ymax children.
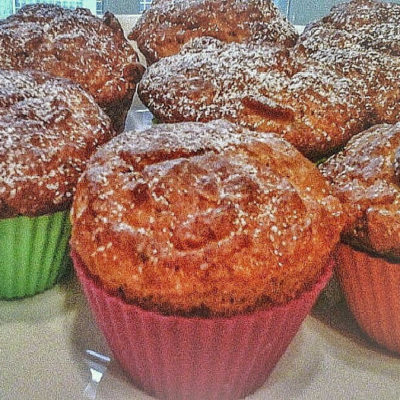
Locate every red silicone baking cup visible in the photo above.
<box><xmin>336</xmin><ymin>243</ymin><xmax>400</xmax><ymax>354</ymax></box>
<box><xmin>72</xmin><ymin>251</ymin><xmax>333</xmax><ymax>400</ymax></box>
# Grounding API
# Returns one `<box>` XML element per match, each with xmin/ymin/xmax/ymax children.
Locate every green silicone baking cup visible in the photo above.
<box><xmin>0</xmin><ymin>210</ymin><xmax>71</xmax><ymax>299</ymax></box>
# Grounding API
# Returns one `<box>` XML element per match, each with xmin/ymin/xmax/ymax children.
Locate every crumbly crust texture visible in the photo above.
<box><xmin>0</xmin><ymin>4</ymin><xmax>145</xmax><ymax>132</ymax></box>
<box><xmin>71</xmin><ymin>120</ymin><xmax>344</xmax><ymax>317</ymax></box>
<box><xmin>0</xmin><ymin>69</ymin><xmax>114</xmax><ymax>218</ymax></box>
<box><xmin>295</xmin><ymin>0</ymin><xmax>400</xmax><ymax>125</ymax></box>
<box><xmin>314</xmin><ymin>0</ymin><xmax>400</xmax><ymax>36</ymax></box>
<box><xmin>129</xmin><ymin>0</ymin><xmax>298</xmax><ymax>65</ymax></box>
<box><xmin>138</xmin><ymin>37</ymin><xmax>369</xmax><ymax>160</ymax></box>
<box><xmin>320</xmin><ymin>123</ymin><xmax>400</xmax><ymax>259</ymax></box>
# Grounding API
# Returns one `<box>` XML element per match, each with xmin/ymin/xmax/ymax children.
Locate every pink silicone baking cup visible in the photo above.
<box><xmin>336</xmin><ymin>243</ymin><xmax>400</xmax><ymax>354</ymax></box>
<box><xmin>72</xmin><ymin>251</ymin><xmax>333</xmax><ymax>400</ymax></box>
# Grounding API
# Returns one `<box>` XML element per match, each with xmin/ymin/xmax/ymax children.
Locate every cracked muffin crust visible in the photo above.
<box><xmin>71</xmin><ymin>120</ymin><xmax>344</xmax><ymax>317</ymax></box>
<box><xmin>295</xmin><ymin>0</ymin><xmax>400</xmax><ymax>125</ymax></box>
<box><xmin>138</xmin><ymin>37</ymin><xmax>369</xmax><ymax>160</ymax></box>
<box><xmin>0</xmin><ymin>4</ymin><xmax>145</xmax><ymax>133</ymax></box>
<box><xmin>0</xmin><ymin>69</ymin><xmax>114</xmax><ymax>218</ymax></box>
<box><xmin>320</xmin><ymin>123</ymin><xmax>400</xmax><ymax>259</ymax></box>
<box><xmin>129</xmin><ymin>0</ymin><xmax>298</xmax><ymax>65</ymax></box>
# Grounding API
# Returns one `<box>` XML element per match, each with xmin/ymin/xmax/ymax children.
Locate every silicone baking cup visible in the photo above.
<box><xmin>73</xmin><ymin>251</ymin><xmax>333</xmax><ymax>400</ymax></box>
<box><xmin>0</xmin><ymin>210</ymin><xmax>71</xmax><ymax>299</ymax></box>
<box><xmin>336</xmin><ymin>243</ymin><xmax>400</xmax><ymax>354</ymax></box>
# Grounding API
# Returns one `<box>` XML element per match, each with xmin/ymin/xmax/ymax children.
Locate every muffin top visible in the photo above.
<box><xmin>71</xmin><ymin>120</ymin><xmax>344</xmax><ymax>317</ymax></box>
<box><xmin>294</xmin><ymin>45</ymin><xmax>400</xmax><ymax>125</ymax></box>
<box><xmin>320</xmin><ymin>123</ymin><xmax>400</xmax><ymax>259</ymax></box>
<box><xmin>0</xmin><ymin>69</ymin><xmax>114</xmax><ymax>218</ymax></box>
<box><xmin>298</xmin><ymin>0</ymin><xmax>400</xmax><ymax>57</ymax></box>
<box><xmin>0</xmin><ymin>5</ymin><xmax>144</xmax><ymax>110</ymax></box>
<box><xmin>318</xmin><ymin>0</ymin><xmax>400</xmax><ymax>33</ymax></box>
<box><xmin>129</xmin><ymin>0</ymin><xmax>298</xmax><ymax>65</ymax></box>
<box><xmin>139</xmin><ymin>37</ymin><xmax>369</xmax><ymax>160</ymax></box>
<box><xmin>294</xmin><ymin>0</ymin><xmax>400</xmax><ymax>125</ymax></box>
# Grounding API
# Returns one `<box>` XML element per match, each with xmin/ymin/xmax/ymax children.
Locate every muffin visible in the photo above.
<box><xmin>0</xmin><ymin>69</ymin><xmax>114</xmax><ymax>299</ymax></box>
<box><xmin>129</xmin><ymin>0</ymin><xmax>298</xmax><ymax>65</ymax></box>
<box><xmin>294</xmin><ymin>0</ymin><xmax>400</xmax><ymax>125</ymax></box>
<box><xmin>0</xmin><ymin>4</ymin><xmax>145</xmax><ymax>133</ymax></box>
<box><xmin>320</xmin><ymin>123</ymin><xmax>400</xmax><ymax>353</ymax></box>
<box><xmin>298</xmin><ymin>0</ymin><xmax>400</xmax><ymax>54</ymax></box>
<box><xmin>138</xmin><ymin>37</ymin><xmax>369</xmax><ymax>160</ymax></box>
<box><xmin>71</xmin><ymin>120</ymin><xmax>344</xmax><ymax>399</ymax></box>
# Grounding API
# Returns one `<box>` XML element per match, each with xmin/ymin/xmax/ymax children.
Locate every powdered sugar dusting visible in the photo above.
<box><xmin>0</xmin><ymin>4</ymin><xmax>143</xmax><ymax>108</ymax></box>
<box><xmin>77</xmin><ymin>119</ymin><xmax>342</xmax><ymax>253</ymax></box>
<box><xmin>320</xmin><ymin>122</ymin><xmax>400</xmax><ymax>257</ymax></box>
<box><xmin>71</xmin><ymin>119</ymin><xmax>344</xmax><ymax>315</ymax></box>
<box><xmin>129</xmin><ymin>0</ymin><xmax>298</xmax><ymax>64</ymax></box>
<box><xmin>139</xmin><ymin>37</ymin><xmax>368</xmax><ymax>159</ymax></box>
<box><xmin>0</xmin><ymin>69</ymin><xmax>114</xmax><ymax>218</ymax></box>
<box><xmin>295</xmin><ymin>0</ymin><xmax>400</xmax><ymax>125</ymax></box>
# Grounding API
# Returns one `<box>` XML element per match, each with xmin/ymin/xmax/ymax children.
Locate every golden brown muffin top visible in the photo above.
<box><xmin>129</xmin><ymin>0</ymin><xmax>298</xmax><ymax>65</ymax></box>
<box><xmin>319</xmin><ymin>0</ymin><xmax>400</xmax><ymax>33</ymax></box>
<box><xmin>293</xmin><ymin>0</ymin><xmax>400</xmax><ymax>127</ymax></box>
<box><xmin>299</xmin><ymin>22</ymin><xmax>400</xmax><ymax>58</ymax></box>
<box><xmin>320</xmin><ymin>123</ymin><xmax>400</xmax><ymax>259</ymax></box>
<box><xmin>0</xmin><ymin>69</ymin><xmax>114</xmax><ymax>218</ymax></box>
<box><xmin>295</xmin><ymin>46</ymin><xmax>400</xmax><ymax>125</ymax></box>
<box><xmin>138</xmin><ymin>37</ymin><xmax>369</xmax><ymax>160</ymax></box>
<box><xmin>71</xmin><ymin>120</ymin><xmax>344</xmax><ymax>317</ymax></box>
<box><xmin>0</xmin><ymin>4</ymin><xmax>144</xmax><ymax>109</ymax></box>
<box><xmin>297</xmin><ymin>0</ymin><xmax>400</xmax><ymax>58</ymax></box>
<box><xmin>296</xmin><ymin>26</ymin><xmax>364</xmax><ymax>56</ymax></box>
